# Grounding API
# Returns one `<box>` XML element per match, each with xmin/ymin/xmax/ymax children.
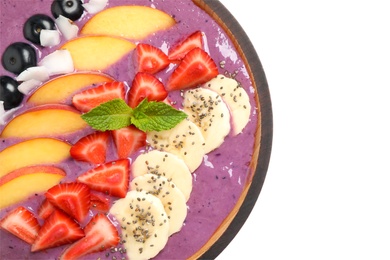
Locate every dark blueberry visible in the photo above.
<box><xmin>23</xmin><ymin>14</ymin><xmax>56</xmax><ymax>45</ymax></box>
<box><xmin>51</xmin><ymin>0</ymin><xmax>84</xmax><ymax>21</ymax></box>
<box><xmin>0</xmin><ymin>76</ymin><xmax>24</xmax><ymax>110</ymax></box>
<box><xmin>1</xmin><ymin>42</ymin><xmax>37</xmax><ymax>74</ymax></box>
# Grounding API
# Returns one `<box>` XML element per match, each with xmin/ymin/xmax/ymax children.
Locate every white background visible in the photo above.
<box><xmin>218</xmin><ymin>1</ymin><xmax>390</xmax><ymax>259</ymax></box>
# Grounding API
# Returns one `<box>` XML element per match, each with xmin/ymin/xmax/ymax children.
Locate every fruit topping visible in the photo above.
<box><xmin>37</xmin><ymin>199</ymin><xmax>56</xmax><ymax>220</ymax></box>
<box><xmin>60</xmin><ymin>213</ymin><xmax>120</xmax><ymax>260</ymax></box>
<box><xmin>77</xmin><ymin>159</ymin><xmax>130</xmax><ymax>198</ymax></box>
<box><xmin>168</xmin><ymin>30</ymin><xmax>203</xmax><ymax>61</ymax></box>
<box><xmin>0</xmin><ymin>76</ymin><xmax>23</xmax><ymax>110</ymax></box>
<box><xmin>45</xmin><ymin>182</ymin><xmax>91</xmax><ymax>223</ymax></box>
<box><xmin>1</xmin><ymin>42</ymin><xmax>37</xmax><ymax>75</ymax></box>
<box><xmin>31</xmin><ymin>210</ymin><xmax>84</xmax><ymax>252</ymax></box>
<box><xmin>128</xmin><ymin>72</ymin><xmax>168</xmax><ymax>108</ymax></box>
<box><xmin>90</xmin><ymin>191</ymin><xmax>111</xmax><ymax>212</ymax></box>
<box><xmin>72</xmin><ymin>81</ymin><xmax>126</xmax><ymax>113</ymax></box>
<box><xmin>0</xmin><ymin>206</ymin><xmax>40</xmax><ymax>245</ymax></box>
<box><xmin>112</xmin><ymin>125</ymin><xmax>146</xmax><ymax>159</ymax></box>
<box><xmin>70</xmin><ymin>131</ymin><xmax>110</xmax><ymax>164</ymax></box>
<box><xmin>51</xmin><ymin>0</ymin><xmax>84</xmax><ymax>21</ymax></box>
<box><xmin>23</xmin><ymin>14</ymin><xmax>56</xmax><ymax>45</ymax></box>
<box><xmin>135</xmin><ymin>43</ymin><xmax>170</xmax><ymax>74</ymax></box>
<box><xmin>166</xmin><ymin>47</ymin><xmax>219</xmax><ymax>91</ymax></box>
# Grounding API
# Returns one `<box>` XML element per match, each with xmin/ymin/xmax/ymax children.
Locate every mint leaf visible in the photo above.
<box><xmin>131</xmin><ymin>99</ymin><xmax>188</xmax><ymax>132</ymax></box>
<box><xmin>81</xmin><ymin>99</ymin><xmax>133</xmax><ymax>131</ymax></box>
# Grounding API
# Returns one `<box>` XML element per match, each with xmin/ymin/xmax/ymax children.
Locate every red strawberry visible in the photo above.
<box><xmin>166</xmin><ymin>47</ymin><xmax>219</xmax><ymax>91</ymax></box>
<box><xmin>168</xmin><ymin>30</ymin><xmax>203</xmax><ymax>61</ymax></box>
<box><xmin>37</xmin><ymin>199</ymin><xmax>56</xmax><ymax>220</ymax></box>
<box><xmin>70</xmin><ymin>131</ymin><xmax>110</xmax><ymax>165</ymax></box>
<box><xmin>45</xmin><ymin>182</ymin><xmax>91</xmax><ymax>223</ymax></box>
<box><xmin>72</xmin><ymin>81</ymin><xmax>126</xmax><ymax>112</ymax></box>
<box><xmin>77</xmin><ymin>159</ymin><xmax>130</xmax><ymax>198</ymax></box>
<box><xmin>128</xmin><ymin>72</ymin><xmax>168</xmax><ymax>108</ymax></box>
<box><xmin>31</xmin><ymin>210</ymin><xmax>84</xmax><ymax>252</ymax></box>
<box><xmin>60</xmin><ymin>214</ymin><xmax>119</xmax><ymax>260</ymax></box>
<box><xmin>90</xmin><ymin>191</ymin><xmax>111</xmax><ymax>212</ymax></box>
<box><xmin>135</xmin><ymin>43</ymin><xmax>170</xmax><ymax>74</ymax></box>
<box><xmin>0</xmin><ymin>206</ymin><xmax>40</xmax><ymax>245</ymax></box>
<box><xmin>112</xmin><ymin>125</ymin><xmax>146</xmax><ymax>159</ymax></box>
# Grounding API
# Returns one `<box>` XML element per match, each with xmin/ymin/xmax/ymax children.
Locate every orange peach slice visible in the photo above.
<box><xmin>80</xmin><ymin>6</ymin><xmax>176</xmax><ymax>40</ymax></box>
<box><xmin>0</xmin><ymin>104</ymin><xmax>87</xmax><ymax>138</ymax></box>
<box><xmin>60</xmin><ymin>36</ymin><xmax>136</xmax><ymax>71</ymax></box>
<box><xmin>0</xmin><ymin>138</ymin><xmax>71</xmax><ymax>178</ymax></box>
<box><xmin>0</xmin><ymin>165</ymin><xmax>66</xmax><ymax>209</ymax></box>
<box><xmin>27</xmin><ymin>72</ymin><xmax>114</xmax><ymax>105</ymax></box>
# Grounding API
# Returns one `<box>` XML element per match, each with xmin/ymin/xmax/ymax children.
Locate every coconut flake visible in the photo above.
<box><xmin>18</xmin><ymin>79</ymin><xmax>41</xmax><ymax>95</ymax></box>
<box><xmin>83</xmin><ymin>0</ymin><xmax>108</xmax><ymax>14</ymax></box>
<box><xmin>55</xmin><ymin>15</ymin><xmax>79</xmax><ymax>40</ymax></box>
<box><xmin>39</xmin><ymin>49</ymin><xmax>74</xmax><ymax>75</ymax></box>
<box><xmin>40</xmin><ymin>29</ymin><xmax>61</xmax><ymax>47</ymax></box>
<box><xmin>16</xmin><ymin>66</ymin><xmax>50</xmax><ymax>82</ymax></box>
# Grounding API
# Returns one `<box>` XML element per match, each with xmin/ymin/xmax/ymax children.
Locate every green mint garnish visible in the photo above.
<box><xmin>81</xmin><ymin>98</ymin><xmax>187</xmax><ymax>132</ymax></box>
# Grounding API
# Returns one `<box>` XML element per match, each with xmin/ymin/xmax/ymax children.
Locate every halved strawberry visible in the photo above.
<box><xmin>168</xmin><ymin>30</ymin><xmax>203</xmax><ymax>61</ymax></box>
<box><xmin>166</xmin><ymin>47</ymin><xmax>219</xmax><ymax>91</ymax></box>
<box><xmin>31</xmin><ymin>210</ymin><xmax>84</xmax><ymax>252</ymax></box>
<box><xmin>77</xmin><ymin>159</ymin><xmax>130</xmax><ymax>198</ymax></box>
<box><xmin>72</xmin><ymin>81</ymin><xmax>126</xmax><ymax>112</ymax></box>
<box><xmin>60</xmin><ymin>213</ymin><xmax>119</xmax><ymax>260</ymax></box>
<box><xmin>0</xmin><ymin>206</ymin><xmax>40</xmax><ymax>245</ymax></box>
<box><xmin>112</xmin><ymin>125</ymin><xmax>146</xmax><ymax>159</ymax></box>
<box><xmin>135</xmin><ymin>43</ymin><xmax>170</xmax><ymax>74</ymax></box>
<box><xmin>128</xmin><ymin>72</ymin><xmax>168</xmax><ymax>108</ymax></box>
<box><xmin>90</xmin><ymin>191</ymin><xmax>111</xmax><ymax>212</ymax></box>
<box><xmin>45</xmin><ymin>182</ymin><xmax>91</xmax><ymax>223</ymax></box>
<box><xmin>70</xmin><ymin>131</ymin><xmax>110</xmax><ymax>164</ymax></box>
<box><xmin>37</xmin><ymin>199</ymin><xmax>56</xmax><ymax>220</ymax></box>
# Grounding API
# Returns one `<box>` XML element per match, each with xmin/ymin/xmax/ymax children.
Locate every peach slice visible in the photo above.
<box><xmin>60</xmin><ymin>36</ymin><xmax>136</xmax><ymax>71</ymax></box>
<box><xmin>0</xmin><ymin>165</ymin><xmax>66</xmax><ymax>209</ymax></box>
<box><xmin>80</xmin><ymin>6</ymin><xmax>176</xmax><ymax>40</ymax></box>
<box><xmin>27</xmin><ymin>72</ymin><xmax>114</xmax><ymax>105</ymax></box>
<box><xmin>0</xmin><ymin>138</ymin><xmax>71</xmax><ymax>178</ymax></box>
<box><xmin>0</xmin><ymin>104</ymin><xmax>87</xmax><ymax>138</ymax></box>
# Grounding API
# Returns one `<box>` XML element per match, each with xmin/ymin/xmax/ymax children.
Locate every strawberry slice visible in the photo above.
<box><xmin>37</xmin><ymin>199</ymin><xmax>56</xmax><ymax>220</ymax></box>
<box><xmin>31</xmin><ymin>210</ymin><xmax>84</xmax><ymax>252</ymax></box>
<box><xmin>72</xmin><ymin>81</ymin><xmax>126</xmax><ymax>112</ymax></box>
<box><xmin>45</xmin><ymin>182</ymin><xmax>91</xmax><ymax>223</ymax></box>
<box><xmin>0</xmin><ymin>206</ymin><xmax>40</xmax><ymax>245</ymax></box>
<box><xmin>77</xmin><ymin>159</ymin><xmax>130</xmax><ymax>198</ymax></box>
<box><xmin>70</xmin><ymin>131</ymin><xmax>110</xmax><ymax>165</ymax></box>
<box><xmin>128</xmin><ymin>72</ymin><xmax>168</xmax><ymax>108</ymax></box>
<box><xmin>168</xmin><ymin>30</ymin><xmax>203</xmax><ymax>61</ymax></box>
<box><xmin>60</xmin><ymin>213</ymin><xmax>119</xmax><ymax>260</ymax></box>
<box><xmin>112</xmin><ymin>125</ymin><xmax>146</xmax><ymax>159</ymax></box>
<box><xmin>90</xmin><ymin>191</ymin><xmax>111</xmax><ymax>212</ymax></box>
<box><xmin>166</xmin><ymin>47</ymin><xmax>219</xmax><ymax>91</ymax></box>
<box><xmin>135</xmin><ymin>43</ymin><xmax>170</xmax><ymax>74</ymax></box>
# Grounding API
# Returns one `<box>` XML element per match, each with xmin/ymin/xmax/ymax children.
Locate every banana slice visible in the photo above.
<box><xmin>110</xmin><ymin>190</ymin><xmax>169</xmax><ymax>260</ymax></box>
<box><xmin>130</xmin><ymin>174</ymin><xmax>187</xmax><ymax>236</ymax></box>
<box><xmin>203</xmin><ymin>74</ymin><xmax>251</xmax><ymax>135</ymax></box>
<box><xmin>132</xmin><ymin>150</ymin><xmax>193</xmax><ymax>201</ymax></box>
<box><xmin>147</xmin><ymin>119</ymin><xmax>205</xmax><ymax>172</ymax></box>
<box><xmin>183</xmin><ymin>87</ymin><xmax>231</xmax><ymax>153</ymax></box>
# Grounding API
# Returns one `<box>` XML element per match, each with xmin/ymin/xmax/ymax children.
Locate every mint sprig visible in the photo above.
<box><xmin>81</xmin><ymin>98</ymin><xmax>187</xmax><ymax>132</ymax></box>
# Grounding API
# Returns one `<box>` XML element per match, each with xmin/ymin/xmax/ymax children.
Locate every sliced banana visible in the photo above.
<box><xmin>110</xmin><ymin>190</ymin><xmax>169</xmax><ymax>260</ymax></box>
<box><xmin>130</xmin><ymin>174</ymin><xmax>187</xmax><ymax>236</ymax></box>
<box><xmin>132</xmin><ymin>150</ymin><xmax>193</xmax><ymax>201</ymax></box>
<box><xmin>183</xmin><ymin>87</ymin><xmax>231</xmax><ymax>153</ymax></box>
<box><xmin>147</xmin><ymin>119</ymin><xmax>205</xmax><ymax>172</ymax></box>
<box><xmin>203</xmin><ymin>74</ymin><xmax>251</xmax><ymax>135</ymax></box>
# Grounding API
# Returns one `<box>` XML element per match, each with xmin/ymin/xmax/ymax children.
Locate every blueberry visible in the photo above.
<box><xmin>23</xmin><ymin>14</ymin><xmax>56</xmax><ymax>45</ymax></box>
<box><xmin>1</xmin><ymin>42</ymin><xmax>37</xmax><ymax>75</ymax></box>
<box><xmin>51</xmin><ymin>0</ymin><xmax>84</xmax><ymax>21</ymax></box>
<box><xmin>0</xmin><ymin>76</ymin><xmax>24</xmax><ymax>110</ymax></box>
